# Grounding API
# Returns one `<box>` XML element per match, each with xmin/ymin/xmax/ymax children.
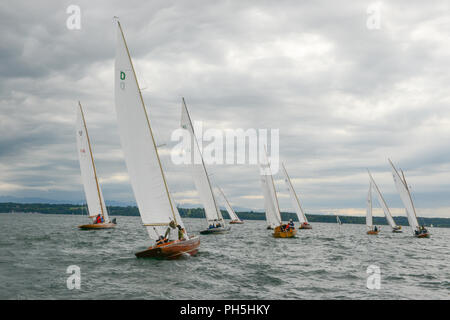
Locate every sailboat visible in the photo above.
<box><xmin>366</xmin><ymin>181</ymin><xmax>379</xmax><ymax>235</ymax></box>
<box><xmin>180</xmin><ymin>98</ymin><xmax>230</xmax><ymax>235</ymax></box>
<box><xmin>336</xmin><ymin>214</ymin><xmax>342</xmax><ymax>225</ymax></box>
<box><xmin>76</xmin><ymin>102</ymin><xmax>116</xmax><ymax>230</ymax></box>
<box><xmin>114</xmin><ymin>19</ymin><xmax>199</xmax><ymax>258</ymax></box>
<box><xmin>217</xmin><ymin>186</ymin><xmax>244</xmax><ymax>224</ymax></box>
<box><xmin>389</xmin><ymin>159</ymin><xmax>430</xmax><ymax>238</ymax></box>
<box><xmin>281</xmin><ymin>163</ymin><xmax>312</xmax><ymax>229</ymax></box>
<box><xmin>260</xmin><ymin>148</ymin><xmax>296</xmax><ymax>238</ymax></box>
<box><xmin>367</xmin><ymin>170</ymin><xmax>402</xmax><ymax>232</ymax></box>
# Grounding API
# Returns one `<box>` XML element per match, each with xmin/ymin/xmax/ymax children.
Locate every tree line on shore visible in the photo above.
<box><xmin>0</xmin><ymin>202</ymin><xmax>448</xmax><ymax>227</ymax></box>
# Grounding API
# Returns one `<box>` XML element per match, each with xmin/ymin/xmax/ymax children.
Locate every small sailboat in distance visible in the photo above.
<box><xmin>180</xmin><ymin>98</ymin><xmax>230</xmax><ymax>235</ymax></box>
<box><xmin>366</xmin><ymin>181</ymin><xmax>379</xmax><ymax>235</ymax></box>
<box><xmin>260</xmin><ymin>147</ymin><xmax>296</xmax><ymax>238</ymax></box>
<box><xmin>367</xmin><ymin>170</ymin><xmax>402</xmax><ymax>232</ymax></box>
<box><xmin>114</xmin><ymin>19</ymin><xmax>199</xmax><ymax>258</ymax></box>
<box><xmin>217</xmin><ymin>186</ymin><xmax>244</xmax><ymax>224</ymax></box>
<box><xmin>389</xmin><ymin>159</ymin><xmax>430</xmax><ymax>238</ymax></box>
<box><xmin>281</xmin><ymin>163</ymin><xmax>312</xmax><ymax>229</ymax></box>
<box><xmin>76</xmin><ymin>102</ymin><xmax>116</xmax><ymax>230</ymax></box>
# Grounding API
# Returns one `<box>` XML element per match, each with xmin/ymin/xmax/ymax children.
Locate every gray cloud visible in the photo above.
<box><xmin>1</xmin><ymin>1</ymin><xmax>450</xmax><ymax>218</ymax></box>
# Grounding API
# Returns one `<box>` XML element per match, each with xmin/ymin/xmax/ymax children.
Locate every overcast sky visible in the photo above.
<box><xmin>1</xmin><ymin>0</ymin><xmax>449</xmax><ymax>217</ymax></box>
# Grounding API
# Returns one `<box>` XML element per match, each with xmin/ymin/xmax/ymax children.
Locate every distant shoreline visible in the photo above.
<box><xmin>1</xmin><ymin>202</ymin><xmax>449</xmax><ymax>228</ymax></box>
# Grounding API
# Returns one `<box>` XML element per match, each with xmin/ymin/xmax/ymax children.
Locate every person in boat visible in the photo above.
<box><xmin>208</xmin><ymin>224</ymin><xmax>214</xmax><ymax>229</ymax></box>
<box><xmin>374</xmin><ymin>226</ymin><xmax>378</xmax><ymax>232</ymax></box>
<box><xmin>177</xmin><ymin>225</ymin><xmax>186</xmax><ymax>240</ymax></box>
<box><xmin>288</xmin><ymin>219</ymin><xmax>294</xmax><ymax>229</ymax></box>
<box><xmin>95</xmin><ymin>214</ymin><xmax>102</xmax><ymax>224</ymax></box>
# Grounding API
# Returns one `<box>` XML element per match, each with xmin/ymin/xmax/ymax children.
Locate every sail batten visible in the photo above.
<box><xmin>76</xmin><ymin>102</ymin><xmax>109</xmax><ymax>222</ymax></box>
<box><xmin>114</xmin><ymin>21</ymin><xmax>182</xmax><ymax>241</ymax></box>
<box><xmin>389</xmin><ymin>160</ymin><xmax>419</xmax><ymax>233</ymax></box>
<box><xmin>180</xmin><ymin>98</ymin><xmax>223</xmax><ymax>224</ymax></box>
<box><xmin>281</xmin><ymin>163</ymin><xmax>308</xmax><ymax>224</ymax></box>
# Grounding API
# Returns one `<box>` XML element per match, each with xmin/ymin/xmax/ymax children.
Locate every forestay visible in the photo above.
<box><xmin>180</xmin><ymin>98</ymin><xmax>224</xmax><ymax>224</ymax></box>
<box><xmin>76</xmin><ymin>102</ymin><xmax>109</xmax><ymax>222</ymax></box>
<box><xmin>114</xmin><ymin>21</ymin><xmax>183</xmax><ymax>240</ymax></box>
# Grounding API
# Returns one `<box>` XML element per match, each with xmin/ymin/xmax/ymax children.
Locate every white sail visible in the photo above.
<box><xmin>217</xmin><ymin>186</ymin><xmax>240</xmax><ymax>221</ymax></box>
<box><xmin>366</xmin><ymin>182</ymin><xmax>373</xmax><ymax>228</ymax></box>
<box><xmin>259</xmin><ymin>149</ymin><xmax>282</xmax><ymax>228</ymax></box>
<box><xmin>180</xmin><ymin>98</ymin><xmax>224</xmax><ymax>224</ymax></box>
<box><xmin>336</xmin><ymin>215</ymin><xmax>342</xmax><ymax>225</ymax></box>
<box><xmin>368</xmin><ymin>171</ymin><xmax>398</xmax><ymax>230</ymax></box>
<box><xmin>114</xmin><ymin>20</ymin><xmax>182</xmax><ymax>241</ymax></box>
<box><xmin>281</xmin><ymin>163</ymin><xmax>308</xmax><ymax>224</ymax></box>
<box><xmin>76</xmin><ymin>102</ymin><xmax>109</xmax><ymax>222</ymax></box>
<box><xmin>389</xmin><ymin>159</ymin><xmax>419</xmax><ymax>233</ymax></box>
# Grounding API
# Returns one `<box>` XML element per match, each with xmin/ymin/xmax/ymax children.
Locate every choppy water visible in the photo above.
<box><xmin>0</xmin><ymin>213</ymin><xmax>448</xmax><ymax>299</ymax></box>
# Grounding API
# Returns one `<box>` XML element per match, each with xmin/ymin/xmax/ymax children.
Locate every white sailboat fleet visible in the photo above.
<box><xmin>180</xmin><ymin>98</ymin><xmax>230</xmax><ymax>234</ymax></box>
<box><xmin>76</xmin><ymin>102</ymin><xmax>116</xmax><ymax>229</ymax></box>
<box><xmin>72</xmin><ymin>19</ymin><xmax>434</xmax><ymax>260</ymax></box>
<box><xmin>113</xmin><ymin>20</ymin><xmax>199</xmax><ymax>258</ymax></box>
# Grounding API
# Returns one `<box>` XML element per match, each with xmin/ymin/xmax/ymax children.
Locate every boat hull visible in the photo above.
<box><xmin>78</xmin><ymin>223</ymin><xmax>116</xmax><ymax>230</ymax></box>
<box><xmin>135</xmin><ymin>236</ymin><xmax>200</xmax><ymax>259</ymax></box>
<box><xmin>200</xmin><ymin>226</ymin><xmax>231</xmax><ymax>234</ymax></box>
<box><xmin>367</xmin><ymin>230</ymin><xmax>379</xmax><ymax>235</ymax></box>
<box><xmin>392</xmin><ymin>229</ymin><xmax>403</xmax><ymax>233</ymax></box>
<box><xmin>415</xmin><ymin>233</ymin><xmax>430</xmax><ymax>238</ymax></box>
<box><xmin>273</xmin><ymin>226</ymin><xmax>297</xmax><ymax>238</ymax></box>
<box><xmin>229</xmin><ymin>220</ymin><xmax>244</xmax><ymax>224</ymax></box>
<box><xmin>299</xmin><ymin>223</ymin><xmax>312</xmax><ymax>229</ymax></box>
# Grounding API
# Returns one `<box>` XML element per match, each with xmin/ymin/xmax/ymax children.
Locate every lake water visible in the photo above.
<box><xmin>0</xmin><ymin>213</ymin><xmax>448</xmax><ymax>299</ymax></box>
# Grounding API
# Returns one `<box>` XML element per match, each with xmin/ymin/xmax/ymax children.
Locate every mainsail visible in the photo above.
<box><xmin>180</xmin><ymin>98</ymin><xmax>224</xmax><ymax>225</ymax></box>
<box><xmin>366</xmin><ymin>182</ymin><xmax>373</xmax><ymax>229</ymax></box>
<box><xmin>368</xmin><ymin>171</ymin><xmax>398</xmax><ymax>230</ymax></box>
<box><xmin>76</xmin><ymin>102</ymin><xmax>109</xmax><ymax>222</ymax></box>
<box><xmin>389</xmin><ymin>159</ymin><xmax>419</xmax><ymax>233</ymax></box>
<box><xmin>114</xmin><ymin>20</ymin><xmax>183</xmax><ymax>241</ymax></box>
<box><xmin>260</xmin><ymin>148</ymin><xmax>282</xmax><ymax>228</ymax></box>
<box><xmin>281</xmin><ymin>163</ymin><xmax>308</xmax><ymax>224</ymax></box>
<box><xmin>217</xmin><ymin>186</ymin><xmax>241</xmax><ymax>221</ymax></box>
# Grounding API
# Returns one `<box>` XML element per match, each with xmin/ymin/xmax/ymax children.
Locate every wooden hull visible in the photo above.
<box><xmin>367</xmin><ymin>230</ymin><xmax>379</xmax><ymax>235</ymax></box>
<box><xmin>229</xmin><ymin>220</ymin><xmax>244</xmax><ymax>224</ymax></box>
<box><xmin>273</xmin><ymin>226</ymin><xmax>297</xmax><ymax>238</ymax></box>
<box><xmin>200</xmin><ymin>226</ymin><xmax>231</xmax><ymax>234</ymax></box>
<box><xmin>135</xmin><ymin>236</ymin><xmax>200</xmax><ymax>259</ymax></box>
<box><xmin>78</xmin><ymin>223</ymin><xmax>116</xmax><ymax>230</ymax></box>
<box><xmin>299</xmin><ymin>223</ymin><xmax>312</xmax><ymax>229</ymax></box>
<box><xmin>415</xmin><ymin>232</ymin><xmax>430</xmax><ymax>238</ymax></box>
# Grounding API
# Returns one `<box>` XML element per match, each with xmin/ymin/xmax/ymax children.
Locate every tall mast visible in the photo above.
<box><xmin>116</xmin><ymin>21</ymin><xmax>178</xmax><ymax>226</ymax></box>
<box><xmin>78</xmin><ymin>102</ymin><xmax>105</xmax><ymax>220</ymax></box>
